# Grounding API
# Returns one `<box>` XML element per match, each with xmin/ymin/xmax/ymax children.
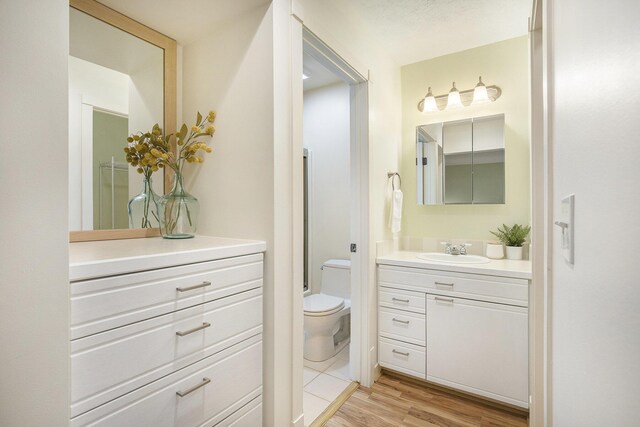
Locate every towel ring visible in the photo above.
<box><xmin>387</xmin><ymin>172</ymin><xmax>401</xmax><ymax>191</ymax></box>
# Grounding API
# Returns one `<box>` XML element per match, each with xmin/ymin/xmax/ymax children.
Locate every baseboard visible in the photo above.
<box><xmin>309</xmin><ymin>381</ymin><xmax>359</xmax><ymax>427</ymax></box>
<box><xmin>291</xmin><ymin>412</ymin><xmax>305</xmax><ymax>427</ymax></box>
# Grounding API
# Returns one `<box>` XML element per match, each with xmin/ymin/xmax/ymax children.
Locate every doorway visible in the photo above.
<box><xmin>299</xmin><ymin>28</ymin><xmax>369</xmax><ymax>426</ymax></box>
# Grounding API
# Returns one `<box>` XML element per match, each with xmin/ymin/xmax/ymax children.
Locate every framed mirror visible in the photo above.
<box><xmin>417</xmin><ymin>113</ymin><xmax>505</xmax><ymax>205</ymax></box>
<box><xmin>68</xmin><ymin>0</ymin><xmax>176</xmax><ymax>242</ymax></box>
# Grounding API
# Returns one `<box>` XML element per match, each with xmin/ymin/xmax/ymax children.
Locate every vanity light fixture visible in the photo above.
<box><xmin>445</xmin><ymin>82</ymin><xmax>463</xmax><ymax>110</ymax></box>
<box><xmin>418</xmin><ymin>76</ymin><xmax>501</xmax><ymax>113</ymax></box>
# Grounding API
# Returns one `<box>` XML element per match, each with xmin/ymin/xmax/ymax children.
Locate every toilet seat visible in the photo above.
<box><xmin>303</xmin><ymin>294</ymin><xmax>345</xmax><ymax>316</ymax></box>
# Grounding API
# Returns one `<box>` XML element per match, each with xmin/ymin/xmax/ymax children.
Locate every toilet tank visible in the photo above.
<box><xmin>321</xmin><ymin>259</ymin><xmax>351</xmax><ymax>300</ymax></box>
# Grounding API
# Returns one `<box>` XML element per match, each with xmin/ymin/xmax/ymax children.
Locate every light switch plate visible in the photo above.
<box><xmin>559</xmin><ymin>194</ymin><xmax>574</xmax><ymax>264</ymax></box>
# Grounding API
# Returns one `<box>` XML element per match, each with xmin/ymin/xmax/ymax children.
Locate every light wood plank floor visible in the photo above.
<box><xmin>324</xmin><ymin>372</ymin><xmax>528</xmax><ymax>427</ymax></box>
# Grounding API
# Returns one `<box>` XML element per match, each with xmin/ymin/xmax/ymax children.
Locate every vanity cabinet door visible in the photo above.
<box><xmin>426</xmin><ymin>295</ymin><xmax>528</xmax><ymax>408</ymax></box>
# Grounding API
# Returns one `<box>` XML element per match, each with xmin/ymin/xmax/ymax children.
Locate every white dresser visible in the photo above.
<box><xmin>377</xmin><ymin>252</ymin><xmax>531</xmax><ymax>409</ymax></box>
<box><xmin>69</xmin><ymin>236</ymin><xmax>266</xmax><ymax>426</ymax></box>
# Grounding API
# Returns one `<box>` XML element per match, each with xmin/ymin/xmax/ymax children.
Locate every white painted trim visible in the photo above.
<box><xmin>81</xmin><ymin>103</ymin><xmax>94</xmax><ymax>230</ymax></box>
<box><xmin>530</xmin><ymin>0</ymin><xmax>551</xmax><ymax>425</ymax></box>
<box><xmin>290</xmin><ymin>13</ymin><xmax>305</xmax><ymax>427</ymax></box>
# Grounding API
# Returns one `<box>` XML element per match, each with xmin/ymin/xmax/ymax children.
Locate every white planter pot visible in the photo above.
<box><xmin>505</xmin><ymin>246</ymin><xmax>523</xmax><ymax>260</ymax></box>
<box><xmin>485</xmin><ymin>243</ymin><xmax>504</xmax><ymax>259</ymax></box>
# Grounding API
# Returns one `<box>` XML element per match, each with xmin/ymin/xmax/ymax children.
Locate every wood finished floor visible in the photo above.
<box><xmin>323</xmin><ymin>373</ymin><xmax>528</xmax><ymax>427</ymax></box>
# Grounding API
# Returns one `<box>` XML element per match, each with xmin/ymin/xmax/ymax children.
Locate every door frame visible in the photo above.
<box><xmin>290</xmin><ymin>23</ymin><xmax>371</xmax><ymax>427</ymax></box>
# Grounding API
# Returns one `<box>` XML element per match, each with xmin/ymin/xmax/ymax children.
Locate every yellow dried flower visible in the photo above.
<box><xmin>205</xmin><ymin>125</ymin><xmax>215</xmax><ymax>135</ymax></box>
<box><xmin>136</xmin><ymin>167</ymin><xmax>144</xmax><ymax>174</ymax></box>
<box><xmin>133</xmin><ymin>135</ymin><xmax>140</xmax><ymax>141</ymax></box>
<box><xmin>191</xmin><ymin>125</ymin><xmax>199</xmax><ymax>133</ymax></box>
<box><xmin>207</xmin><ymin>111</ymin><xmax>216</xmax><ymax>123</ymax></box>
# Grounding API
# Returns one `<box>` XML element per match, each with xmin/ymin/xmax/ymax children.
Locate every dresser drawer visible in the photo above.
<box><xmin>379</xmin><ymin>307</ymin><xmax>425</xmax><ymax>346</ymax></box>
<box><xmin>71</xmin><ymin>335</ymin><xmax>262</xmax><ymax>427</ymax></box>
<box><xmin>379</xmin><ymin>337</ymin><xmax>425</xmax><ymax>379</ymax></box>
<box><xmin>71</xmin><ymin>253</ymin><xmax>263</xmax><ymax>339</ymax></box>
<box><xmin>379</xmin><ymin>286</ymin><xmax>425</xmax><ymax>314</ymax></box>
<box><xmin>218</xmin><ymin>396</ymin><xmax>262</xmax><ymax>427</ymax></box>
<box><xmin>71</xmin><ymin>289</ymin><xmax>262</xmax><ymax>417</ymax></box>
<box><xmin>379</xmin><ymin>265</ymin><xmax>528</xmax><ymax>306</ymax></box>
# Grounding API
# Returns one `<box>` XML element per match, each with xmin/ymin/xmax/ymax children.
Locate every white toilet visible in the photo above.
<box><xmin>303</xmin><ymin>259</ymin><xmax>351</xmax><ymax>362</ymax></box>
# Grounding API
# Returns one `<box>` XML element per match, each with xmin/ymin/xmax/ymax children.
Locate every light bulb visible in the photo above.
<box><xmin>446</xmin><ymin>82</ymin><xmax>462</xmax><ymax>110</ymax></box>
<box><xmin>471</xmin><ymin>76</ymin><xmax>490</xmax><ymax>105</ymax></box>
<box><xmin>422</xmin><ymin>87</ymin><xmax>438</xmax><ymax>113</ymax></box>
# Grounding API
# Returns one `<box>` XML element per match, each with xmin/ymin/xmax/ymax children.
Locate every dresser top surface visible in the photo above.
<box><xmin>377</xmin><ymin>251</ymin><xmax>532</xmax><ymax>280</ymax></box>
<box><xmin>70</xmin><ymin>235</ymin><xmax>266</xmax><ymax>281</ymax></box>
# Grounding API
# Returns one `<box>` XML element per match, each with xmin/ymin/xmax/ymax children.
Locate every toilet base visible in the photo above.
<box><xmin>304</xmin><ymin>314</ymin><xmax>350</xmax><ymax>362</ymax></box>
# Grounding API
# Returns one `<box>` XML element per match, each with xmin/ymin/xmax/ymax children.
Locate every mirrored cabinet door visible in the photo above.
<box><xmin>416</xmin><ymin>114</ymin><xmax>505</xmax><ymax>205</ymax></box>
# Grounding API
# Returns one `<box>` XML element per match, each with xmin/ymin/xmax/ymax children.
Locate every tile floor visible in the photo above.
<box><xmin>303</xmin><ymin>344</ymin><xmax>351</xmax><ymax>427</ymax></box>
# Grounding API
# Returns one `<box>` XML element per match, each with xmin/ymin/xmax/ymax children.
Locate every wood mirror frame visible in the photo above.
<box><xmin>69</xmin><ymin>0</ymin><xmax>177</xmax><ymax>243</ymax></box>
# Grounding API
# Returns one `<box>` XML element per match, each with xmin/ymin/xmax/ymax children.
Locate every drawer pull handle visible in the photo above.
<box><xmin>434</xmin><ymin>296</ymin><xmax>454</xmax><ymax>303</ymax></box>
<box><xmin>392</xmin><ymin>318</ymin><xmax>410</xmax><ymax>324</ymax></box>
<box><xmin>391</xmin><ymin>297</ymin><xmax>410</xmax><ymax>303</ymax></box>
<box><xmin>392</xmin><ymin>349</ymin><xmax>410</xmax><ymax>356</ymax></box>
<box><xmin>176</xmin><ymin>281</ymin><xmax>212</xmax><ymax>292</ymax></box>
<box><xmin>176</xmin><ymin>322</ymin><xmax>211</xmax><ymax>337</ymax></box>
<box><xmin>435</xmin><ymin>281</ymin><xmax>454</xmax><ymax>287</ymax></box>
<box><xmin>176</xmin><ymin>377</ymin><xmax>211</xmax><ymax>397</ymax></box>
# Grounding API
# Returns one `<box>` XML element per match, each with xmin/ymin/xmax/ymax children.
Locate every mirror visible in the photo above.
<box><xmin>68</xmin><ymin>0</ymin><xmax>176</xmax><ymax>241</ymax></box>
<box><xmin>417</xmin><ymin>114</ymin><xmax>505</xmax><ymax>205</ymax></box>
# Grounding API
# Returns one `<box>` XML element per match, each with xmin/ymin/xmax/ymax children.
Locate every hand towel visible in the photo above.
<box><xmin>389</xmin><ymin>189</ymin><xmax>403</xmax><ymax>233</ymax></box>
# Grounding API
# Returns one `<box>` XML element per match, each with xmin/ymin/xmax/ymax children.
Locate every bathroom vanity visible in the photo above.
<box><xmin>377</xmin><ymin>251</ymin><xmax>531</xmax><ymax>409</ymax></box>
<box><xmin>69</xmin><ymin>236</ymin><xmax>266</xmax><ymax>426</ymax></box>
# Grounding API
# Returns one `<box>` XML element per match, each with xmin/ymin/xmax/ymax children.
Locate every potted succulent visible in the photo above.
<box><xmin>490</xmin><ymin>224</ymin><xmax>531</xmax><ymax>260</ymax></box>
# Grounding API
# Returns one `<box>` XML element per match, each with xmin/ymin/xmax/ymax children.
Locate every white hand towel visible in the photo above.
<box><xmin>389</xmin><ymin>189</ymin><xmax>403</xmax><ymax>233</ymax></box>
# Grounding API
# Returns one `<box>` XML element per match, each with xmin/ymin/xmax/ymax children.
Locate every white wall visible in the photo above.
<box><xmin>303</xmin><ymin>82</ymin><xmax>351</xmax><ymax>294</ymax></box>
<box><xmin>68</xmin><ymin>56</ymin><xmax>130</xmax><ymax>230</ymax></box>
<box><xmin>0</xmin><ymin>0</ymin><xmax>70</xmax><ymax>425</ymax></box>
<box><xmin>180</xmin><ymin>4</ymin><xmax>283</xmax><ymax>425</ymax></box>
<box><xmin>547</xmin><ymin>0</ymin><xmax>640</xmax><ymax>425</ymax></box>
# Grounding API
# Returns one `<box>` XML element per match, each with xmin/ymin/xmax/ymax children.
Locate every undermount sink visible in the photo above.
<box><xmin>416</xmin><ymin>252</ymin><xmax>491</xmax><ymax>264</ymax></box>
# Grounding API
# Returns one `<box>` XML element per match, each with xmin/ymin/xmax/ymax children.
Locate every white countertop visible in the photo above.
<box><xmin>377</xmin><ymin>251</ymin><xmax>532</xmax><ymax>280</ymax></box>
<box><xmin>70</xmin><ymin>235</ymin><xmax>266</xmax><ymax>281</ymax></box>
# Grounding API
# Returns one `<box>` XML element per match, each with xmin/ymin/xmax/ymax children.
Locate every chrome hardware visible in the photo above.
<box><xmin>392</xmin><ymin>297</ymin><xmax>410</xmax><ymax>303</ymax></box>
<box><xmin>435</xmin><ymin>281</ymin><xmax>454</xmax><ymax>287</ymax></box>
<box><xmin>434</xmin><ymin>296</ymin><xmax>454</xmax><ymax>303</ymax></box>
<box><xmin>392</xmin><ymin>318</ymin><xmax>410</xmax><ymax>324</ymax></box>
<box><xmin>554</xmin><ymin>221</ymin><xmax>569</xmax><ymax>229</ymax></box>
<box><xmin>176</xmin><ymin>281</ymin><xmax>212</xmax><ymax>292</ymax></box>
<box><xmin>392</xmin><ymin>349</ymin><xmax>410</xmax><ymax>356</ymax></box>
<box><xmin>440</xmin><ymin>242</ymin><xmax>471</xmax><ymax>255</ymax></box>
<box><xmin>176</xmin><ymin>322</ymin><xmax>211</xmax><ymax>337</ymax></box>
<box><xmin>176</xmin><ymin>377</ymin><xmax>211</xmax><ymax>397</ymax></box>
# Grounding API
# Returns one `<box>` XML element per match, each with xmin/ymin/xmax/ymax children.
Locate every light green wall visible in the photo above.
<box><xmin>401</xmin><ymin>36</ymin><xmax>530</xmax><ymax>239</ymax></box>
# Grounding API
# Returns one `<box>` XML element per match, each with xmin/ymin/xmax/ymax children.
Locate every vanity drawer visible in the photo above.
<box><xmin>71</xmin><ymin>335</ymin><xmax>263</xmax><ymax>427</ymax></box>
<box><xmin>379</xmin><ymin>286</ymin><xmax>425</xmax><ymax>314</ymax></box>
<box><xmin>71</xmin><ymin>288</ymin><xmax>262</xmax><ymax>417</ymax></box>
<box><xmin>379</xmin><ymin>265</ymin><xmax>528</xmax><ymax>306</ymax></box>
<box><xmin>379</xmin><ymin>337</ymin><xmax>425</xmax><ymax>379</ymax></box>
<box><xmin>71</xmin><ymin>253</ymin><xmax>263</xmax><ymax>339</ymax></box>
<box><xmin>379</xmin><ymin>307</ymin><xmax>425</xmax><ymax>346</ymax></box>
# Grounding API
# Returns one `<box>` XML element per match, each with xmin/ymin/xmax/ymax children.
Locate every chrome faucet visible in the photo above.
<box><xmin>442</xmin><ymin>242</ymin><xmax>471</xmax><ymax>255</ymax></box>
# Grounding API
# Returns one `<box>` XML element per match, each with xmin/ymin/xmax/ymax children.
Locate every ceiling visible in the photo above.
<box><xmin>303</xmin><ymin>51</ymin><xmax>344</xmax><ymax>92</ymax></box>
<box><xmin>97</xmin><ymin>0</ymin><xmax>269</xmax><ymax>45</ymax></box>
<box><xmin>96</xmin><ymin>0</ymin><xmax>531</xmax><ymax>69</ymax></box>
<box><xmin>344</xmin><ymin>0</ymin><xmax>531</xmax><ymax>65</ymax></box>
<box><xmin>70</xmin><ymin>8</ymin><xmax>162</xmax><ymax>75</ymax></box>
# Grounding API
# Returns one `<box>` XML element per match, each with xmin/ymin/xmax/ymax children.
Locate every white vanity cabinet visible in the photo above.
<box><xmin>69</xmin><ymin>236</ymin><xmax>266</xmax><ymax>427</ymax></box>
<box><xmin>377</xmin><ymin>254</ymin><xmax>531</xmax><ymax>409</ymax></box>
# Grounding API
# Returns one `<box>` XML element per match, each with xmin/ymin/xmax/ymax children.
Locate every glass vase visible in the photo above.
<box><xmin>157</xmin><ymin>172</ymin><xmax>199</xmax><ymax>239</ymax></box>
<box><xmin>128</xmin><ymin>175</ymin><xmax>161</xmax><ymax>229</ymax></box>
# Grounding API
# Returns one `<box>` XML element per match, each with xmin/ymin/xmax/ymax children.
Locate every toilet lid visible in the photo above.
<box><xmin>303</xmin><ymin>294</ymin><xmax>344</xmax><ymax>314</ymax></box>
